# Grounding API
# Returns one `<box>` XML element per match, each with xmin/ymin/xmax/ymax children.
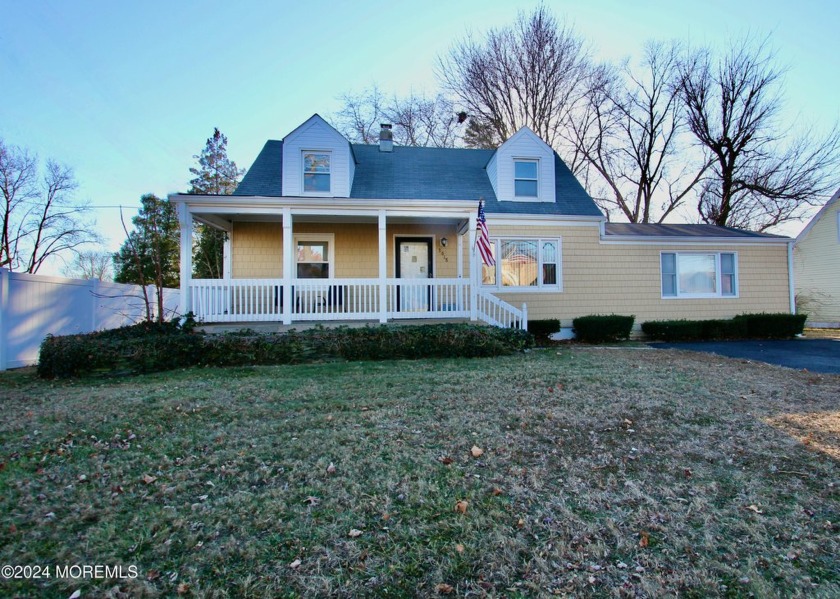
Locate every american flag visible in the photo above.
<box><xmin>475</xmin><ymin>199</ymin><xmax>496</xmax><ymax>266</ymax></box>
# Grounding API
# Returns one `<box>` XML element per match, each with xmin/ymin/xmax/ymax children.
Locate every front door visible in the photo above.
<box><xmin>396</xmin><ymin>237</ymin><xmax>433</xmax><ymax>312</ymax></box>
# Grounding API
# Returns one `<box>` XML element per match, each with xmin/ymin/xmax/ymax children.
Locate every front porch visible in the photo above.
<box><xmin>188</xmin><ymin>277</ymin><xmax>525</xmax><ymax>329</ymax></box>
<box><xmin>171</xmin><ymin>195</ymin><xmax>527</xmax><ymax>329</ymax></box>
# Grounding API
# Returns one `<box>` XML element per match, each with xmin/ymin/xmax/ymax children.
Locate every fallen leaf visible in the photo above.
<box><xmin>348</xmin><ymin>528</ymin><xmax>363</xmax><ymax>538</ymax></box>
<box><xmin>455</xmin><ymin>500</ymin><xmax>468</xmax><ymax>514</ymax></box>
<box><xmin>289</xmin><ymin>559</ymin><xmax>302</xmax><ymax>569</ymax></box>
<box><xmin>623</xmin><ymin>418</ymin><xmax>633</xmax><ymax>426</ymax></box>
<box><xmin>303</xmin><ymin>496</ymin><xmax>320</xmax><ymax>506</ymax></box>
<box><xmin>326</xmin><ymin>462</ymin><xmax>336</xmax><ymax>474</ymax></box>
<box><xmin>435</xmin><ymin>583</ymin><xmax>454</xmax><ymax>594</ymax></box>
<box><xmin>176</xmin><ymin>582</ymin><xmax>190</xmax><ymax>595</ymax></box>
<box><xmin>146</xmin><ymin>570</ymin><xmax>161</xmax><ymax>581</ymax></box>
<box><xmin>470</xmin><ymin>446</ymin><xmax>484</xmax><ymax>458</ymax></box>
<box><xmin>455</xmin><ymin>543</ymin><xmax>465</xmax><ymax>553</ymax></box>
<box><xmin>142</xmin><ymin>474</ymin><xmax>157</xmax><ymax>485</ymax></box>
<box><xmin>746</xmin><ymin>504</ymin><xmax>764</xmax><ymax>514</ymax></box>
<box><xmin>491</xmin><ymin>487</ymin><xmax>503</xmax><ymax>496</ymax></box>
<box><xmin>438</xmin><ymin>456</ymin><xmax>454</xmax><ymax>465</ymax></box>
<box><xmin>9</xmin><ymin>523</ymin><xmax>16</xmax><ymax>534</ymax></box>
<box><xmin>639</xmin><ymin>531</ymin><xmax>650</xmax><ymax>548</ymax></box>
<box><xmin>517</xmin><ymin>517</ymin><xmax>525</xmax><ymax>528</ymax></box>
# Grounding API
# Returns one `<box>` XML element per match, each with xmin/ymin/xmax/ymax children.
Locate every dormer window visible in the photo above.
<box><xmin>303</xmin><ymin>152</ymin><xmax>331</xmax><ymax>193</ymax></box>
<box><xmin>514</xmin><ymin>160</ymin><xmax>539</xmax><ymax>198</ymax></box>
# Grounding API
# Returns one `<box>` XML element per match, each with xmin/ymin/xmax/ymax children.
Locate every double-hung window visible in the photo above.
<box><xmin>295</xmin><ymin>234</ymin><xmax>334</xmax><ymax>279</ymax></box>
<box><xmin>303</xmin><ymin>152</ymin><xmax>330</xmax><ymax>193</ymax></box>
<box><xmin>661</xmin><ymin>252</ymin><xmax>737</xmax><ymax>298</ymax></box>
<box><xmin>482</xmin><ymin>238</ymin><xmax>561</xmax><ymax>290</ymax></box>
<box><xmin>514</xmin><ymin>160</ymin><xmax>539</xmax><ymax>198</ymax></box>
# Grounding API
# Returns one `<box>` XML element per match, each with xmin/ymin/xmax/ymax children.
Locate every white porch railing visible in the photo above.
<box><xmin>475</xmin><ymin>290</ymin><xmax>528</xmax><ymax>330</ymax></box>
<box><xmin>189</xmin><ymin>278</ymin><xmax>525</xmax><ymax>329</ymax></box>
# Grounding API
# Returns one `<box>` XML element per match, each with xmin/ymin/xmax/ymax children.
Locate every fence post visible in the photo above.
<box><xmin>0</xmin><ymin>268</ymin><xmax>8</xmax><ymax>371</ymax></box>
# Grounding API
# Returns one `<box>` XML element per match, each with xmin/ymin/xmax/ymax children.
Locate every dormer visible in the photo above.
<box><xmin>486</xmin><ymin>127</ymin><xmax>556</xmax><ymax>203</ymax></box>
<box><xmin>281</xmin><ymin>114</ymin><xmax>355</xmax><ymax>197</ymax></box>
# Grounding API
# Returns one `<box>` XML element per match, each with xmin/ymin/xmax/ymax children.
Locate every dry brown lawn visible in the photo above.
<box><xmin>1</xmin><ymin>347</ymin><xmax>838</xmax><ymax>597</ymax></box>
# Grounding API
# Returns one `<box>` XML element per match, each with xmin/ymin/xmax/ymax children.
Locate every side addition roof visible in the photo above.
<box><xmin>604</xmin><ymin>223</ymin><xmax>790</xmax><ymax>240</ymax></box>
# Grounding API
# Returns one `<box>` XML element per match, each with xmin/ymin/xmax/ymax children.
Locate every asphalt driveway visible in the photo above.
<box><xmin>650</xmin><ymin>338</ymin><xmax>840</xmax><ymax>374</ymax></box>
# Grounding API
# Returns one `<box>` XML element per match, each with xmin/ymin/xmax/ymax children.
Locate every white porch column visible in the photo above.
<box><xmin>282</xmin><ymin>208</ymin><xmax>293</xmax><ymax>325</ymax></box>
<box><xmin>457</xmin><ymin>232</ymin><xmax>464</xmax><ymax>279</ymax></box>
<box><xmin>468</xmin><ymin>212</ymin><xmax>477</xmax><ymax>321</ymax></box>
<box><xmin>378</xmin><ymin>210</ymin><xmax>387</xmax><ymax>323</ymax></box>
<box><xmin>178</xmin><ymin>201</ymin><xmax>193</xmax><ymax>316</ymax></box>
<box><xmin>223</xmin><ymin>235</ymin><xmax>232</xmax><ymax>280</ymax></box>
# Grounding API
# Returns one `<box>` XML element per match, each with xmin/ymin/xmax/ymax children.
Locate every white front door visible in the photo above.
<box><xmin>396</xmin><ymin>238</ymin><xmax>432</xmax><ymax>312</ymax></box>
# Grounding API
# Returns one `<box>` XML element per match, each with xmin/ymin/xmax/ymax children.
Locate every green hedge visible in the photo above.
<box><xmin>733</xmin><ymin>313</ymin><xmax>807</xmax><ymax>339</ymax></box>
<box><xmin>38</xmin><ymin>323</ymin><xmax>533</xmax><ymax>379</ymax></box>
<box><xmin>642</xmin><ymin>313</ymin><xmax>805</xmax><ymax>342</ymax></box>
<box><xmin>527</xmin><ymin>319</ymin><xmax>560</xmax><ymax>340</ymax></box>
<box><xmin>572</xmin><ymin>314</ymin><xmax>635</xmax><ymax>343</ymax></box>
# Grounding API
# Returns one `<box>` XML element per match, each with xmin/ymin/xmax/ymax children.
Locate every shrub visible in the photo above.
<box><xmin>642</xmin><ymin>313</ymin><xmax>803</xmax><ymax>341</ymax></box>
<box><xmin>528</xmin><ymin>319</ymin><xmax>560</xmax><ymax>341</ymax></box>
<box><xmin>572</xmin><ymin>314</ymin><xmax>635</xmax><ymax>343</ymax></box>
<box><xmin>37</xmin><ymin>323</ymin><xmax>533</xmax><ymax>378</ymax></box>
<box><xmin>700</xmin><ymin>318</ymin><xmax>748</xmax><ymax>340</ymax></box>
<box><xmin>733</xmin><ymin>313</ymin><xmax>807</xmax><ymax>339</ymax></box>
<box><xmin>641</xmin><ymin>320</ymin><xmax>702</xmax><ymax>342</ymax></box>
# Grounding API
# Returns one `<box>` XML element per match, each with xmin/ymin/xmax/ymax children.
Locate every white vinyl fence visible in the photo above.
<box><xmin>0</xmin><ymin>269</ymin><xmax>180</xmax><ymax>371</ymax></box>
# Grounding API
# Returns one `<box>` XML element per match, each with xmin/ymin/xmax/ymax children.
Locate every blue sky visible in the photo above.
<box><xmin>2</xmin><ymin>0</ymin><xmax>839</xmax><ymax>271</ymax></box>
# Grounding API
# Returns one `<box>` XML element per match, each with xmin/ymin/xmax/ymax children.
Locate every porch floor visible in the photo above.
<box><xmin>197</xmin><ymin>318</ymin><xmax>472</xmax><ymax>335</ymax></box>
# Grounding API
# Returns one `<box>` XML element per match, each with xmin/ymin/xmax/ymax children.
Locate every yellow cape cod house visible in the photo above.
<box><xmin>169</xmin><ymin>115</ymin><xmax>794</xmax><ymax>334</ymax></box>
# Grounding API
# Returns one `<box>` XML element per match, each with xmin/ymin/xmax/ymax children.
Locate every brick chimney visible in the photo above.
<box><xmin>379</xmin><ymin>123</ymin><xmax>393</xmax><ymax>152</ymax></box>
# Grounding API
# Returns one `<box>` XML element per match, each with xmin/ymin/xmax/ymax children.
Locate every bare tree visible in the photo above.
<box><xmin>0</xmin><ymin>140</ymin><xmax>98</xmax><ymax>272</ymax></box>
<box><xmin>332</xmin><ymin>87</ymin><xmax>462</xmax><ymax>148</ymax></box>
<box><xmin>569</xmin><ymin>42</ymin><xmax>710</xmax><ymax>222</ymax></box>
<box><xmin>62</xmin><ymin>249</ymin><xmax>113</xmax><ymax>281</ymax></box>
<box><xmin>437</xmin><ymin>6</ymin><xmax>590</xmax><ymax>152</ymax></box>
<box><xmin>677</xmin><ymin>38</ymin><xmax>840</xmax><ymax>231</ymax></box>
<box><xmin>386</xmin><ymin>93</ymin><xmax>462</xmax><ymax>148</ymax></box>
<box><xmin>334</xmin><ymin>86</ymin><xmax>387</xmax><ymax>144</ymax></box>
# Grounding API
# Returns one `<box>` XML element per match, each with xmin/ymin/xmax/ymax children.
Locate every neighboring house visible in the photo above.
<box><xmin>794</xmin><ymin>188</ymin><xmax>840</xmax><ymax>327</ymax></box>
<box><xmin>169</xmin><ymin>114</ymin><xmax>794</xmax><ymax>333</ymax></box>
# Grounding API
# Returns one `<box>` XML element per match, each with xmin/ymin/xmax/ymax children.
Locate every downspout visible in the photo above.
<box><xmin>787</xmin><ymin>240</ymin><xmax>796</xmax><ymax>314</ymax></box>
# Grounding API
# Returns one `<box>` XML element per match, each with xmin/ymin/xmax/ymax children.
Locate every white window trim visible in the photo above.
<box><xmin>482</xmin><ymin>237</ymin><xmax>562</xmax><ymax>292</ymax></box>
<box><xmin>513</xmin><ymin>158</ymin><xmax>540</xmax><ymax>201</ymax></box>
<box><xmin>301</xmin><ymin>150</ymin><xmax>332</xmax><ymax>196</ymax></box>
<box><xmin>660</xmin><ymin>251</ymin><xmax>739</xmax><ymax>299</ymax></box>
<box><xmin>294</xmin><ymin>233</ymin><xmax>335</xmax><ymax>279</ymax></box>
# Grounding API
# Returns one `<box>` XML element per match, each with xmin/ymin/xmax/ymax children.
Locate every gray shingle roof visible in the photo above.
<box><xmin>233</xmin><ymin>140</ymin><xmax>283</xmax><ymax>196</ymax></box>
<box><xmin>604</xmin><ymin>223</ymin><xmax>789</xmax><ymax>239</ymax></box>
<box><xmin>234</xmin><ymin>140</ymin><xmax>603</xmax><ymax>217</ymax></box>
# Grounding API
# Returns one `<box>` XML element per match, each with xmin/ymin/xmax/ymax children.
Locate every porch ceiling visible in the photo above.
<box><xmin>191</xmin><ymin>211</ymin><xmax>467</xmax><ymax>227</ymax></box>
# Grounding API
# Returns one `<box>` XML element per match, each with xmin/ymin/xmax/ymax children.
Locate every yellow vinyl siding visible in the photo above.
<box><xmin>230</xmin><ymin>221</ymin><xmax>790</xmax><ymax>327</ymax></box>
<box><xmin>487</xmin><ymin>225</ymin><xmax>790</xmax><ymax>327</ymax></box>
<box><xmin>795</xmin><ymin>200</ymin><xmax>840</xmax><ymax>324</ymax></box>
<box><xmin>231</xmin><ymin>222</ymin><xmax>460</xmax><ymax>279</ymax></box>
<box><xmin>231</xmin><ymin>222</ymin><xmax>283</xmax><ymax>278</ymax></box>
